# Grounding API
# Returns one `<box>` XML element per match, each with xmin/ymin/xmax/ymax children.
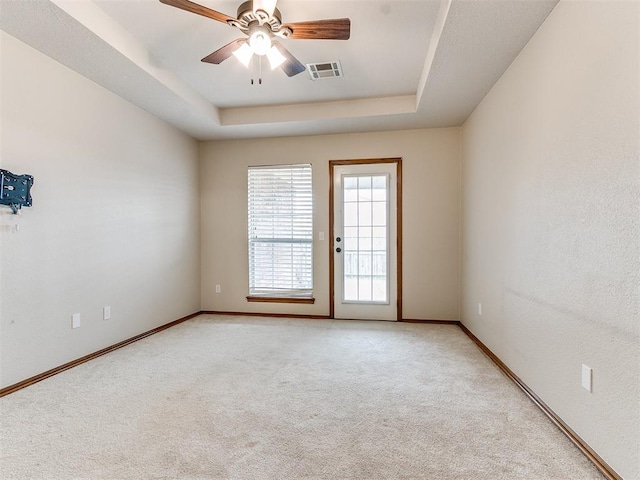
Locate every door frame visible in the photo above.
<box><xmin>329</xmin><ymin>158</ymin><xmax>403</xmax><ymax>320</ymax></box>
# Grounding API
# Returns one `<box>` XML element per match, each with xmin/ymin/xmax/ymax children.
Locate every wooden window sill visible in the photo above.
<box><xmin>246</xmin><ymin>296</ymin><xmax>316</xmax><ymax>304</ymax></box>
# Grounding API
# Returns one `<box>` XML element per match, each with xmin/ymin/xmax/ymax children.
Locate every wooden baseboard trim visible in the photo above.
<box><xmin>0</xmin><ymin>312</ymin><xmax>201</xmax><ymax>398</ymax></box>
<box><xmin>200</xmin><ymin>310</ymin><xmax>331</xmax><ymax>320</ymax></box>
<box><xmin>201</xmin><ymin>313</ymin><xmax>460</xmax><ymax>324</ymax></box>
<box><xmin>458</xmin><ymin>322</ymin><xmax>621</xmax><ymax>480</ymax></box>
<box><xmin>400</xmin><ymin>319</ymin><xmax>460</xmax><ymax>325</ymax></box>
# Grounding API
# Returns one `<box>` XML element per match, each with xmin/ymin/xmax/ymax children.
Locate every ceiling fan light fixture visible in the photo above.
<box><xmin>266</xmin><ymin>45</ymin><xmax>286</xmax><ymax>69</ymax></box>
<box><xmin>232</xmin><ymin>42</ymin><xmax>254</xmax><ymax>67</ymax></box>
<box><xmin>249</xmin><ymin>28</ymin><xmax>271</xmax><ymax>56</ymax></box>
<box><xmin>160</xmin><ymin>0</ymin><xmax>352</xmax><ymax>79</ymax></box>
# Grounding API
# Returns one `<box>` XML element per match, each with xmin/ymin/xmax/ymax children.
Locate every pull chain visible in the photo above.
<box><xmin>250</xmin><ymin>55</ymin><xmax>264</xmax><ymax>85</ymax></box>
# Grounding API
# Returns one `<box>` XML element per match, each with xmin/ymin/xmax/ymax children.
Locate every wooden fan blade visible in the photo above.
<box><xmin>201</xmin><ymin>39</ymin><xmax>244</xmax><ymax>64</ymax></box>
<box><xmin>273</xmin><ymin>42</ymin><xmax>306</xmax><ymax>77</ymax></box>
<box><xmin>283</xmin><ymin>18</ymin><xmax>351</xmax><ymax>40</ymax></box>
<box><xmin>159</xmin><ymin>0</ymin><xmax>235</xmax><ymax>25</ymax></box>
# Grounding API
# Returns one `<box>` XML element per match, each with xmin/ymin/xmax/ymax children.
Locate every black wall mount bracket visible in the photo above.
<box><xmin>1</xmin><ymin>169</ymin><xmax>34</xmax><ymax>214</ymax></box>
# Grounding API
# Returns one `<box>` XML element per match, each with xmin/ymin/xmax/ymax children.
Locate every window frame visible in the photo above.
<box><xmin>247</xmin><ymin>163</ymin><xmax>314</xmax><ymax>303</ymax></box>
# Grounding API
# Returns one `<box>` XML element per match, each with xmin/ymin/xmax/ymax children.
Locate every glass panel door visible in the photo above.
<box><xmin>332</xmin><ymin>162</ymin><xmax>398</xmax><ymax>321</ymax></box>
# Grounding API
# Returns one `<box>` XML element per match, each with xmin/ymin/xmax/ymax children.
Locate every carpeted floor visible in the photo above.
<box><xmin>1</xmin><ymin>315</ymin><xmax>603</xmax><ymax>479</ymax></box>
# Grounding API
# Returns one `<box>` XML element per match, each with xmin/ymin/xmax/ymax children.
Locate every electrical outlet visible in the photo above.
<box><xmin>215</xmin><ymin>284</ymin><xmax>221</xmax><ymax>294</ymax></box>
<box><xmin>103</xmin><ymin>306</ymin><xmax>111</xmax><ymax>320</ymax></box>
<box><xmin>478</xmin><ymin>303</ymin><xmax>482</xmax><ymax>315</ymax></box>
<box><xmin>582</xmin><ymin>364</ymin><xmax>593</xmax><ymax>392</ymax></box>
<box><xmin>71</xmin><ymin>313</ymin><xmax>81</xmax><ymax>329</ymax></box>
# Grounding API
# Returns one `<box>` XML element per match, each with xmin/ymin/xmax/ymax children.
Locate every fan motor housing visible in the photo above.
<box><xmin>235</xmin><ymin>1</ymin><xmax>283</xmax><ymax>30</ymax></box>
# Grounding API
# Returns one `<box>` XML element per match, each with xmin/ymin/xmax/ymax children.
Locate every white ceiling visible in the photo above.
<box><xmin>0</xmin><ymin>0</ymin><xmax>559</xmax><ymax>140</ymax></box>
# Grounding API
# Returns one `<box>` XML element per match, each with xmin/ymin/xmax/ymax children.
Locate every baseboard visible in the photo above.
<box><xmin>400</xmin><ymin>318</ymin><xmax>460</xmax><ymax>325</ymax></box>
<box><xmin>202</xmin><ymin>312</ymin><xmax>461</xmax><ymax>325</ymax></box>
<box><xmin>200</xmin><ymin>310</ymin><xmax>331</xmax><ymax>319</ymax></box>
<box><xmin>458</xmin><ymin>322</ymin><xmax>621</xmax><ymax>480</ymax></box>
<box><xmin>0</xmin><ymin>311</ymin><xmax>201</xmax><ymax>398</ymax></box>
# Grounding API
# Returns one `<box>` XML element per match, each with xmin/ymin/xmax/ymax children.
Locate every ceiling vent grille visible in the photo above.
<box><xmin>306</xmin><ymin>61</ymin><xmax>343</xmax><ymax>80</ymax></box>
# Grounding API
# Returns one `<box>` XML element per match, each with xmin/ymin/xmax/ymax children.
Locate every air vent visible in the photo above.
<box><xmin>306</xmin><ymin>61</ymin><xmax>343</xmax><ymax>80</ymax></box>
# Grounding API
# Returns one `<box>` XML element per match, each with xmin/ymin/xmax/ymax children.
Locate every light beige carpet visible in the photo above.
<box><xmin>1</xmin><ymin>315</ymin><xmax>603</xmax><ymax>479</ymax></box>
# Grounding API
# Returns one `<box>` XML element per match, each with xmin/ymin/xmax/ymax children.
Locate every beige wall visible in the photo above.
<box><xmin>461</xmin><ymin>1</ymin><xmax>639</xmax><ymax>478</ymax></box>
<box><xmin>200</xmin><ymin>128</ymin><xmax>461</xmax><ymax>320</ymax></box>
<box><xmin>0</xmin><ymin>32</ymin><xmax>201</xmax><ymax>388</ymax></box>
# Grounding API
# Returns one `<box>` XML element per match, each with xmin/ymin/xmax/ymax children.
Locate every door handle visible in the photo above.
<box><xmin>336</xmin><ymin>247</ymin><xmax>342</xmax><ymax>253</ymax></box>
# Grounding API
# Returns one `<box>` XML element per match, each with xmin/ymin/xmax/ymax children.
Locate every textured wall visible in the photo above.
<box><xmin>200</xmin><ymin>128</ymin><xmax>461</xmax><ymax>320</ymax></box>
<box><xmin>0</xmin><ymin>32</ymin><xmax>201</xmax><ymax>388</ymax></box>
<box><xmin>461</xmin><ymin>1</ymin><xmax>639</xmax><ymax>478</ymax></box>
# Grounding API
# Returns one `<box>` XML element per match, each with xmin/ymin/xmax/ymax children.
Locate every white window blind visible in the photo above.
<box><xmin>248</xmin><ymin>164</ymin><xmax>313</xmax><ymax>298</ymax></box>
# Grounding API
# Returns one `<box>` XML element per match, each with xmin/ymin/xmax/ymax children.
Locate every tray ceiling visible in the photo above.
<box><xmin>0</xmin><ymin>0</ymin><xmax>559</xmax><ymax>140</ymax></box>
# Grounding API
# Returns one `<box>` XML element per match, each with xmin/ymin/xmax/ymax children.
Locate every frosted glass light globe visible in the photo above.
<box><xmin>249</xmin><ymin>30</ymin><xmax>271</xmax><ymax>56</ymax></box>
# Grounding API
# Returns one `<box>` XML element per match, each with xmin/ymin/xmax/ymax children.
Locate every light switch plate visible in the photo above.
<box><xmin>582</xmin><ymin>364</ymin><xmax>593</xmax><ymax>392</ymax></box>
<box><xmin>72</xmin><ymin>313</ymin><xmax>81</xmax><ymax>329</ymax></box>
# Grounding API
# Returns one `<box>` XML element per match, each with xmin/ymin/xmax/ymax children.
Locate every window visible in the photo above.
<box><xmin>342</xmin><ymin>174</ymin><xmax>389</xmax><ymax>303</ymax></box>
<box><xmin>248</xmin><ymin>164</ymin><xmax>313</xmax><ymax>300</ymax></box>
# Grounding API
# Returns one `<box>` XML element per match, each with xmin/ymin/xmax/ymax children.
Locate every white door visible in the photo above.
<box><xmin>332</xmin><ymin>161</ymin><xmax>399</xmax><ymax>321</ymax></box>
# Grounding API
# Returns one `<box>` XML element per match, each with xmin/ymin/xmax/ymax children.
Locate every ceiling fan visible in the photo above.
<box><xmin>159</xmin><ymin>0</ymin><xmax>351</xmax><ymax>78</ymax></box>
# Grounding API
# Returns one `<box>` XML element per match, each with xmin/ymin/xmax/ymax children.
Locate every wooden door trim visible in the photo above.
<box><xmin>329</xmin><ymin>158</ymin><xmax>403</xmax><ymax>321</ymax></box>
